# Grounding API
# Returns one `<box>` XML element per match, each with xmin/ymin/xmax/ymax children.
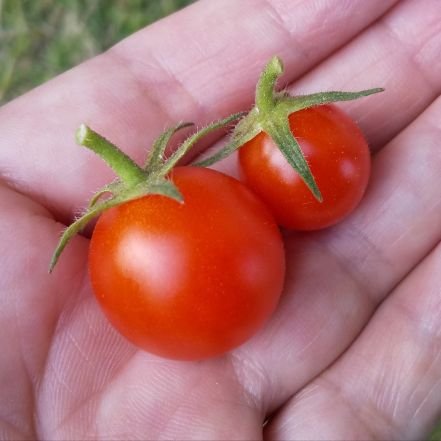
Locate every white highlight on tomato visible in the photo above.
<box><xmin>117</xmin><ymin>231</ymin><xmax>187</xmax><ymax>300</ymax></box>
<box><xmin>340</xmin><ymin>158</ymin><xmax>357</xmax><ymax>180</ymax></box>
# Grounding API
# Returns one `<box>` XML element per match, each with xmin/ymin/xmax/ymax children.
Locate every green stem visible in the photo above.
<box><xmin>255</xmin><ymin>56</ymin><xmax>284</xmax><ymax>113</ymax></box>
<box><xmin>76</xmin><ymin>124</ymin><xmax>146</xmax><ymax>186</ymax></box>
<box><xmin>193</xmin><ymin>109</ymin><xmax>261</xmax><ymax>167</ymax></box>
<box><xmin>162</xmin><ymin>112</ymin><xmax>246</xmax><ymax>174</ymax></box>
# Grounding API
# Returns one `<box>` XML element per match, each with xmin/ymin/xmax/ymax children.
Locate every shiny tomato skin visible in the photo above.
<box><xmin>88</xmin><ymin>166</ymin><xmax>285</xmax><ymax>360</ymax></box>
<box><xmin>239</xmin><ymin>105</ymin><xmax>371</xmax><ymax>230</ymax></box>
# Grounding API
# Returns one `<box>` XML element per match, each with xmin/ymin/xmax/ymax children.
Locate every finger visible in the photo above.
<box><xmin>290</xmin><ymin>0</ymin><xmax>441</xmax><ymax>151</ymax></box>
<box><xmin>265</xmin><ymin>233</ymin><xmax>441</xmax><ymax>440</ymax></box>
<box><xmin>0</xmin><ymin>0</ymin><xmax>397</xmax><ymax>221</ymax></box>
<box><xmin>0</xmin><ymin>183</ymin><xmax>88</xmax><ymax>440</ymax></box>
<box><xmin>232</xmin><ymin>93</ymin><xmax>441</xmax><ymax>413</ymax></box>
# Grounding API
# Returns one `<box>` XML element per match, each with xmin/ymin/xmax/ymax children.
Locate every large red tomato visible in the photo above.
<box><xmin>88</xmin><ymin>166</ymin><xmax>285</xmax><ymax>360</ymax></box>
<box><xmin>239</xmin><ymin>105</ymin><xmax>371</xmax><ymax>230</ymax></box>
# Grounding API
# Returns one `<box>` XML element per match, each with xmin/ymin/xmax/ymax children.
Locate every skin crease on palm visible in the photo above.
<box><xmin>2</xmin><ymin>0</ymin><xmax>441</xmax><ymax>439</ymax></box>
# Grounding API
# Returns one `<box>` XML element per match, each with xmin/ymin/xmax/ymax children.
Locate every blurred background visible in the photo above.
<box><xmin>2</xmin><ymin>0</ymin><xmax>441</xmax><ymax>438</ymax></box>
<box><xmin>0</xmin><ymin>0</ymin><xmax>194</xmax><ymax>104</ymax></box>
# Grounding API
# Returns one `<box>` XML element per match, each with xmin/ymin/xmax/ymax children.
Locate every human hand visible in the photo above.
<box><xmin>1</xmin><ymin>0</ymin><xmax>441</xmax><ymax>439</ymax></box>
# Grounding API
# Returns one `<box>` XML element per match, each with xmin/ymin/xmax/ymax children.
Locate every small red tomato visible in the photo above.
<box><xmin>89</xmin><ymin>166</ymin><xmax>285</xmax><ymax>360</ymax></box>
<box><xmin>239</xmin><ymin>105</ymin><xmax>371</xmax><ymax>230</ymax></box>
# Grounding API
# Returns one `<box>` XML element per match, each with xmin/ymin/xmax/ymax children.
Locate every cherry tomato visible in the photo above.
<box><xmin>239</xmin><ymin>105</ymin><xmax>371</xmax><ymax>230</ymax></box>
<box><xmin>88</xmin><ymin>166</ymin><xmax>285</xmax><ymax>360</ymax></box>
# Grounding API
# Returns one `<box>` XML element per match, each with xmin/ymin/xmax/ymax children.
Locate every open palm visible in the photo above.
<box><xmin>2</xmin><ymin>1</ymin><xmax>441</xmax><ymax>439</ymax></box>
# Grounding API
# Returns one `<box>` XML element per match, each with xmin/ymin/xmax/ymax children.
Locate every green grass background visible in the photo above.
<box><xmin>1</xmin><ymin>0</ymin><xmax>440</xmax><ymax>438</ymax></box>
<box><xmin>0</xmin><ymin>0</ymin><xmax>194</xmax><ymax>103</ymax></box>
<box><xmin>434</xmin><ymin>425</ymin><xmax>441</xmax><ymax>441</ymax></box>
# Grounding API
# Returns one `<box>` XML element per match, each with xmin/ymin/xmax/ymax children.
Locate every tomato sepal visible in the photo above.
<box><xmin>87</xmin><ymin>181</ymin><xmax>122</xmax><ymax>209</ymax></box>
<box><xmin>275</xmin><ymin>88</ymin><xmax>384</xmax><ymax>115</ymax></box>
<box><xmin>262</xmin><ymin>117</ymin><xmax>323</xmax><ymax>201</ymax></box>
<box><xmin>50</xmin><ymin>196</ymin><xmax>122</xmax><ymax>272</ymax></box>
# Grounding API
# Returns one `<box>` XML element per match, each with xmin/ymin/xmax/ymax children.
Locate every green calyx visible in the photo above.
<box><xmin>49</xmin><ymin>113</ymin><xmax>244</xmax><ymax>272</ymax></box>
<box><xmin>195</xmin><ymin>56</ymin><xmax>384</xmax><ymax>201</ymax></box>
<box><xmin>50</xmin><ymin>55</ymin><xmax>383</xmax><ymax>273</ymax></box>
